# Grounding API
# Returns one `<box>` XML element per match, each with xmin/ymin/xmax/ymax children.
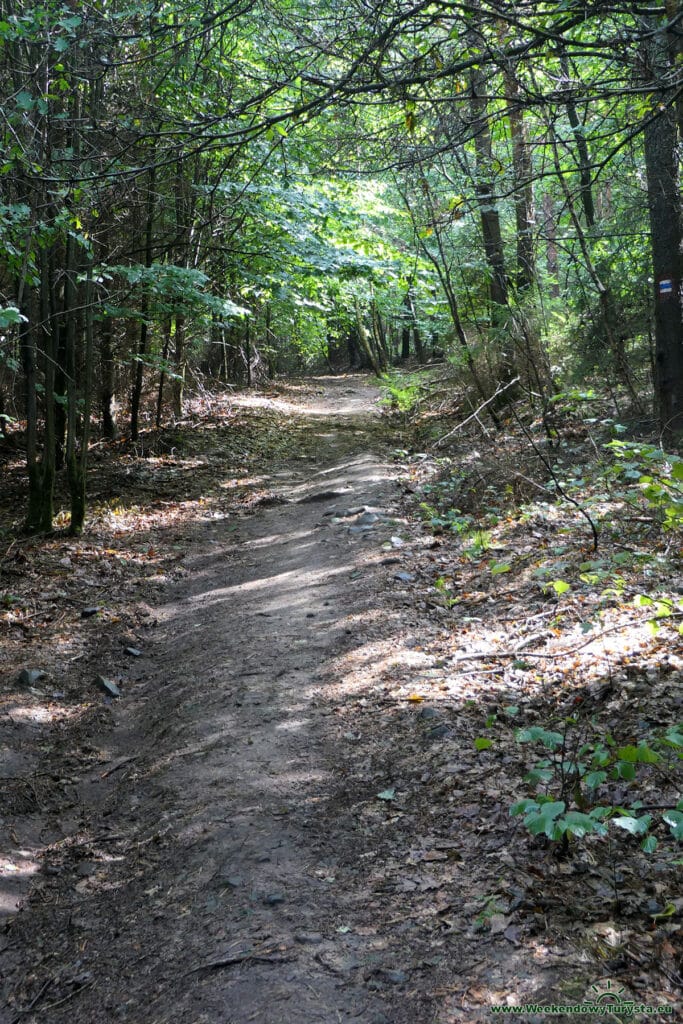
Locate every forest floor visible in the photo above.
<box><xmin>0</xmin><ymin>373</ymin><xmax>682</xmax><ymax>1023</ymax></box>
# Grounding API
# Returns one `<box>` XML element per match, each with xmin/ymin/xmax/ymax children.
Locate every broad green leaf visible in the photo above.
<box><xmin>663</xmin><ymin>810</ymin><xmax>683</xmax><ymax>839</ymax></box>
<box><xmin>551</xmin><ymin>579</ymin><xmax>571</xmax><ymax>595</ymax></box>
<box><xmin>562</xmin><ymin>811</ymin><xmax>604</xmax><ymax>838</ymax></box>
<box><xmin>612</xmin><ymin>813</ymin><xmax>651</xmax><ymax>836</ymax></box>
<box><xmin>516</xmin><ymin>727</ymin><xmax>563</xmax><ymax>749</ymax></box>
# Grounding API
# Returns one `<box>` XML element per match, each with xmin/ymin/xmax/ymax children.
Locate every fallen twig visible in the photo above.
<box><xmin>186</xmin><ymin>946</ymin><xmax>294</xmax><ymax>974</ymax></box>
<box><xmin>435</xmin><ymin>377</ymin><xmax>520</xmax><ymax>446</ymax></box>
<box><xmin>100</xmin><ymin>755</ymin><xmax>137</xmax><ymax>779</ymax></box>
<box><xmin>449</xmin><ymin>621</ymin><xmax>647</xmax><ymax>664</ymax></box>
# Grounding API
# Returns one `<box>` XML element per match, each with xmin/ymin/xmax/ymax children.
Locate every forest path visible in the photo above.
<box><xmin>4</xmin><ymin>376</ymin><xmax>681</xmax><ymax>1023</ymax></box>
<box><xmin>4</xmin><ymin>376</ymin><xmax>444</xmax><ymax>1024</ymax></box>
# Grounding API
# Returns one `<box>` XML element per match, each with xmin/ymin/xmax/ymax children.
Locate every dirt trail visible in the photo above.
<box><xmin>3</xmin><ymin>378</ymin><xmax>435</xmax><ymax>1024</ymax></box>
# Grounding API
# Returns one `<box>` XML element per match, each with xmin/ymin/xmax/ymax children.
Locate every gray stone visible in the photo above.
<box><xmin>427</xmin><ymin>724</ymin><xmax>453</xmax><ymax>740</ymax></box>
<box><xmin>381</xmin><ymin>968</ymin><xmax>407</xmax><ymax>984</ymax></box>
<box><xmin>18</xmin><ymin>668</ymin><xmax>48</xmax><ymax>687</ymax></box>
<box><xmin>95</xmin><ymin>676</ymin><xmax>121</xmax><ymax>698</ymax></box>
<box><xmin>294</xmin><ymin>931</ymin><xmax>323</xmax><ymax>945</ymax></box>
<box><xmin>418</xmin><ymin>706</ymin><xmax>440</xmax><ymax>720</ymax></box>
<box><xmin>394</xmin><ymin>571</ymin><xmax>415</xmax><ymax>583</ymax></box>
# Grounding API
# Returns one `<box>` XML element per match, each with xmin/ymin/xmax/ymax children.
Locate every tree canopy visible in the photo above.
<box><xmin>1</xmin><ymin>0</ymin><xmax>683</xmax><ymax>530</ymax></box>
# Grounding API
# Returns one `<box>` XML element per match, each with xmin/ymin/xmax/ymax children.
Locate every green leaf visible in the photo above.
<box><xmin>474</xmin><ymin>737</ymin><xmax>493</xmax><ymax>751</ymax></box>
<box><xmin>510</xmin><ymin>799</ymin><xmax>538</xmax><ymax>817</ymax></box>
<box><xmin>0</xmin><ymin>306</ymin><xmax>25</xmax><ymax>328</ymax></box>
<box><xmin>612</xmin><ymin>813</ymin><xmax>651</xmax><ymax>836</ymax></box>
<box><xmin>664</xmin><ymin>728</ymin><xmax>683</xmax><ymax>748</ymax></box>
<box><xmin>585</xmin><ymin>770</ymin><xmax>607</xmax><ymax>789</ymax></box>
<box><xmin>15</xmin><ymin>91</ymin><xmax>34</xmax><ymax>110</ymax></box>
<box><xmin>562</xmin><ymin>811</ymin><xmax>603</xmax><ymax>838</ymax></box>
<box><xmin>635</xmin><ymin>743</ymin><xmax>660</xmax><ymax>764</ymax></box>
<box><xmin>616</xmin><ymin>745</ymin><xmax>639</xmax><ymax>763</ymax></box>
<box><xmin>490</xmin><ymin>561</ymin><xmax>511</xmax><ymax>575</ymax></box>
<box><xmin>551</xmin><ymin>579</ymin><xmax>571</xmax><ymax>595</ymax></box>
<box><xmin>614</xmin><ymin>760</ymin><xmax>637</xmax><ymax>781</ymax></box>
<box><xmin>376</xmin><ymin>788</ymin><xmax>396</xmax><ymax>801</ymax></box>
<box><xmin>663</xmin><ymin>809</ymin><xmax>683</xmax><ymax>839</ymax></box>
<box><xmin>642</xmin><ymin>835</ymin><xmax>658</xmax><ymax>854</ymax></box>
<box><xmin>516</xmin><ymin>727</ymin><xmax>564</xmax><ymax>749</ymax></box>
<box><xmin>524</xmin><ymin>801</ymin><xmax>566</xmax><ymax>837</ymax></box>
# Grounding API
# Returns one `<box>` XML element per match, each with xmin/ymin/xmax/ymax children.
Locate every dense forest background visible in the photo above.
<box><xmin>2</xmin><ymin>0</ymin><xmax>683</xmax><ymax>532</ymax></box>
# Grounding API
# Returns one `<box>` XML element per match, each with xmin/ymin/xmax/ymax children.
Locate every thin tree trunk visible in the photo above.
<box><xmin>131</xmin><ymin>164</ymin><xmax>156</xmax><ymax>440</ymax></box>
<box><xmin>354</xmin><ymin>301</ymin><xmax>382</xmax><ymax>376</ymax></box>
<box><xmin>38</xmin><ymin>246</ymin><xmax>56</xmax><ymax>532</ymax></box>
<box><xmin>156</xmin><ymin>318</ymin><xmax>172</xmax><ymax>428</ymax></box>
<box><xmin>69</xmin><ymin>261</ymin><xmax>94</xmax><ymax>535</ymax></box>
<box><xmin>543</xmin><ymin>193</ymin><xmax>560</xmax><ymax>298</ymax></box>
<box><xmin>504</xmin><ymin>67</ymin><xmax>535</xmax><ymax>290</ymax></box>
<box><xmin>100</xmin><ymin>314</ymin><xmax>118</xmax><ymax>439</ymax></box>
<box><xmin>172</xmin><ymin>314</ymin><xmax>186</xmax><ymax>417</ymax></box>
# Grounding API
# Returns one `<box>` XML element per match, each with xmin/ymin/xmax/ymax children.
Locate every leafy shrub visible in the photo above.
<box><xmin>506</xmin><ymin>719</ymin><xmax>683</xmax><ymax>854</ymax></box>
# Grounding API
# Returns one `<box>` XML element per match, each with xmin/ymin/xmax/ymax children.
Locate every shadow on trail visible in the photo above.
<box><xmin>2</xmin><ymin>376</ymin><xmax>679</xmax><ymax>1023</ymax></box>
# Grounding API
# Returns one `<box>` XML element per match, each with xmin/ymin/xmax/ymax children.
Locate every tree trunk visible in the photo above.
<box><xmin>156</xmin><ymin>318</ymin><xmax>172</xmax><ymax>428</ymax></box>
<box><xmin>100</xmin><ymin>314</ymin><xmax>118</xmax><ymax>439</ymax></box>
<box><xmin>21</xmin><ymin>296</ymin><xmax>43</xmax><ymax>534</ymax></box>
<box><xmin>643</xmin><ymin>103</ymin><xmax>683</xmax><ymax>432</ymax></box>
<box><xmin>38</xmin><ymin>246</ymin><xmax>56</xmax><ymax>532</ymax></box>
<box><xmin>543</xmin><ymin>193</ymin><xmax>560</xmax><ymax>298</ymax></box>
<box><xmin>468</xmin><ymin>51</ymin><xmax>514</xmax><ymax>383</ymax></box>
<box><xmin>469</xmin><ymin>64</ymin><xmax>508</xmax><ymax>313</ymax></box>
<box><xmin>504</xmin><ymin>67</ymin><xmax>535</xmax><ymax>290</ymax></box>
<box><xmin>560</xmin><ymin>49</ymin><xmax>596</xmax><ymax>229</ymax></box>
<box><xmin>172</xmin><ymin>314</ymin><xmax>186</xmax><ymax>417</ymax></box>
<box><xmin>354</xmin><ymin>301</ymin><xmax>382</xmax><ymax>376</ymax></box>
<box><xmin>131</xmin><ymin>165</ymin><xmax>156</xmax><ymax>441</ymax></box>
<box><xmin>68</xmin><ymin>262</ymin><xmax>94</xmax><ymax>535</ymax></box>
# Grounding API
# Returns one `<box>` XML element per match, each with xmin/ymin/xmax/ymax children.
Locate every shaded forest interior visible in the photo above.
<box><xmin>2</xmin><ymin>1</ymin><xmax>683</xmax><ymax>1020</ymax></box>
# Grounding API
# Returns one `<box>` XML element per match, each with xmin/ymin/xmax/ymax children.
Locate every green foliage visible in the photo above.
<box><xmin>380</xmin><ymin>371</ymin><xmax>422</xmax><ymax>413</ymax></box>
<box><xmin>503</xmin><ymin>717</ymin><xmax>683</xmax><ymax>853</ymax></box>
<box><xmin>607</xmin><ymin>441</ymin><xmax>683</xmax><ymax>532</ymax></box>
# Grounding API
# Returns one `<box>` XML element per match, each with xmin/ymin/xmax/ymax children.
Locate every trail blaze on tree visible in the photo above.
<box><xmin>1</xmin><ymin>1</ymin><xmax>683</xmax><ymax>529</ymax></box>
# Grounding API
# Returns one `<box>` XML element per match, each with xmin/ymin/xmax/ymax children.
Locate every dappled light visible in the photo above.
<box><xmin>3</xmin><ymin>0</ymin><xmax>683</xmax><ymax>1016</ymax></box>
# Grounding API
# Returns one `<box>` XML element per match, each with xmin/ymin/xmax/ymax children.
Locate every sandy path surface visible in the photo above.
<box><xmin>3</xmin><ymin>377</ymin><xmax>430</xmax><ymax>1024</ymax></box>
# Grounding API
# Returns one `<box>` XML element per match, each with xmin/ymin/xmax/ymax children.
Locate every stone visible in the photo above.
<box><xmin>18</xmin><ymin>668</ymin><xmax>48</xmax><ymax>687</ymax></box>
<box><xmin>427</xmin><ymin>724</ymin><xmax>453</xmax><ymax>740</ymax></box>
<box><xmin>294</xmin><ymin>931</ymin><xmax>323</xmax><ymax>945</ymax></box>
<box><xmin>95</xmin><ymin>676</ymin><xmax>121</xmax><ymax>698</ymax></box>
